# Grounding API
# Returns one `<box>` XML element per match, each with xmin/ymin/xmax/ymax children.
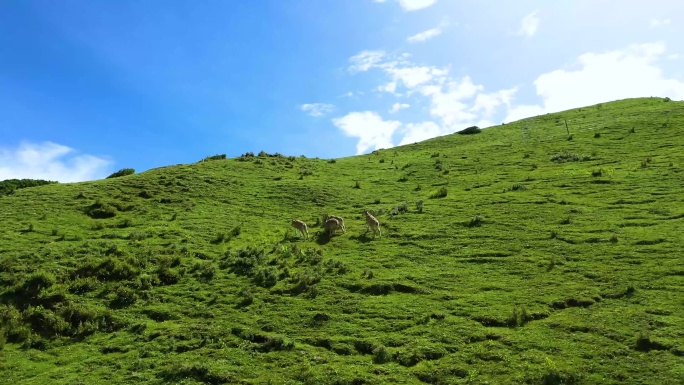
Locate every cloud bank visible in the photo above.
<box><xmin>0</xmin><ymin>141</ymin><xmax>112</xmax><ymax>183</ymax></box>
<box><xmin>336</xmin><ymin>41</ymin><xmax>683</xmax><ymax>155</ymax></box>
<box><xmin>300</xmin><ymin>103</ymin><xmax>336</xmax><ymax>117</ymax></box>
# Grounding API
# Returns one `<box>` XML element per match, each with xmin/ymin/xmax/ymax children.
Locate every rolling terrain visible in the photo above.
<box><xmin>1</xmin><ymin>97</ymin><xmax>683</xmax><ymax>384</ymax></box>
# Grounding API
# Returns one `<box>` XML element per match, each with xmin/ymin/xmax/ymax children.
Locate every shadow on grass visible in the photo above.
<box><xmin>316</xmin><ymin>232</ymin><xmax>333</xmax><ymax>245</ymax></box>
<box><xmin>350</xmin><ymin>233</ymin><xmax>374</xmax><ymax>243</ymax></box>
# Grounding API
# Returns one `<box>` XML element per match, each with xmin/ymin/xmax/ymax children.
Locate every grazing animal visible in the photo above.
<box><xmin>324</xmin><ymin>217</ymin><xmax>343</xmax><ymax>236</ymax></box>
<box><xmin>291</xmin><ymin>219</ymin><xmax>309</xmax><ymax>240</ymax></box>
<box><xmin>363</xmin><ymin>209</ymin><xmax>381</xmax><ymax>238</ymax></box>
<box><xmin>323</xmin><ymin>214</ymin><xmax>346</xmax><ymax>233</ymax></box>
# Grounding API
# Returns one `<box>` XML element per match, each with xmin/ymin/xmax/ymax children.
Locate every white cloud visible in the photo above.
<box><xmin>389</xmin><ymin>66</ymin><xmax>449</xmax><ymax>89</ymax></box>
<box><xmin>373</xmin><ymin>0</ymin><xmax>437</xmax><ymax>11</ymax></box>
<box><xmin>348</xmin><ymin>50</ymin><xmax>387</xmax><ymax>73</ymax></box>
<box><xmin>0</xmin><ymin>141</ymin><xmax>112</xmax><ymax>183</ymax></box>
<box><xmin>407</xmin><ymin>27</ymin><xmax>443</xmax><ymax>43</ymax></box>
<box><xmin>407</xmin><ymin>19</ymin><xmax>450</xmax><ymax>43</ymax></box>
<box><xmin>650</xmin><ymin>18</ymin><xmax>671</xmax><ymax>27</ymax></box>
<box><xmin>344</xmin><ymin>49</ymin><xmax>519</xmax><ymax>150</ymax></box>
<box><xmin>389</xmin><ymin>103</ymin><xmax>410</xmax><ymax>113</ymax></box>
<box><xmin>398</xmin><ymin>121</ymin><xmax>445</xmax><ymax>145</ymax></box>
<box><xmin>348</xmin><ymin>50</ymin><xmax>448</xmax><ymax>94</ymax></box>
<box><xmin>300</xmin><ymin>103</ymin><xmax>335</xmax><ymax>117</ymax></box>
<box><xmin>505</xmin><ymin>42</ymin><xmax>684</xmax><ymax>122</ymax></box>
<box><xmin>502</xmin><ymin>104</ymin><xmax>545</xmax><ymax>123</ymax></box>
<box><xmin>398</xmin><ymin>0</ymin><xmax>437</xmax><ymax>11</ymax></box>
<box><xmin>470</xmin><ymin>88</ymin><xmax>518</xmax><ymax>118</ymax></box>
<box><xmin>332</xmin><ymin>112</ymin><xmax>401</xmax><ymax>154</ymax></box>
<box><xmin>377</xmin><ymin>81</ymin><xmax>398</xmax><ymax>93</ymax></box>
<box><xmin>517</xmin><ymin>10</ymin><xmax>540</xmax><ymax>37</ymax></box>
<box><xmin>424</xmin><ymin>76</ymin><xmax>483</xmax><ymax>126</ymax></box>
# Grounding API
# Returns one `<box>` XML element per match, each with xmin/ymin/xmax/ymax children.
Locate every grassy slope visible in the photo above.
<box><xmin>1</xmin><ymin>97</ymin><xmax>683</xmax><ymax>384</ymax></box>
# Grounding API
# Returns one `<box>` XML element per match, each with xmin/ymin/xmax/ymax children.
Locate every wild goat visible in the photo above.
<box><xmin>291</xmin><ymin>219</ymin><xmax>308</xmax><ymax>240</ymax></box>
<box><xmin>324</xmin><ymin>217</ymin><xmax>343</xmax><ymax>236</ymax></box>
<box><xmin>323</xmin><ymin>214</ymin><xmax>346</xmax><ymax>233</ymax></box>
<box><xmin>363</xmin><ymin>209</ymin><xmax>381</xmax><ymax>238</ymax></box>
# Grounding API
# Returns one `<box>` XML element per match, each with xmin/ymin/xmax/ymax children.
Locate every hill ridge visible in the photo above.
<box><xmin>1</xmin><ymin>96</ymin><xmax>683</xmax><ymax>384</ymax></box>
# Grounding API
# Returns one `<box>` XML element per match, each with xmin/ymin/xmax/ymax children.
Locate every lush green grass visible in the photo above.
<box><xmin>1</xmin><ymin>97</ymin><xmax>683</xmax><ymax>384</ymax></box>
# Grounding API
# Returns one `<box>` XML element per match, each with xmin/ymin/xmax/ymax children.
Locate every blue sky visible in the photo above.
<box><xmin>1</xmin><ymin>0</ymin><xmax>683</xmax><ymax>182</ymax></box>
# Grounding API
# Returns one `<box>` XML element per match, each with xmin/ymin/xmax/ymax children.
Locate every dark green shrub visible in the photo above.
<box><xmin>128</xmin><ymin>231</ymin><xmax>147</xmax><ymax>241</ymax></box>
<box><xmin>0</xmin><ymin>179</ymin><xmax>57</xmax><ymax>197</ymax></box>
<box><xmin>74</xmin><ymin>258</ymin><xmax>138</xmax><ymax>281</ymax></box>
<box><xmin>199</xmin><ymin>154</ymin><xmax>226</xmax><ymax>162</ymax></box>
<box><xmin>550</xmin><ymin>152</ymin><xmax>591</xmax><ymax>163</ymax></box>
<box><xmin>238</xmin><ymin>287</ymin><xmax>254</xmax><ymax>307</ymax></box>
<box><xmin>224</xmin><ymin>247</ymin><xmax>266</xmax><ymax>276</ymax></box>
<box><xmin>254</xmin><ymin>267</ymin><xmax>278</xmax><ymax>288</ymax></box>
<box><xmin>467</xmin><ymin>215</ymin><xmax>483</xmax><ymax>228</ymax></box>
<box><xmin>416</xmin><ymin>200</ymin><xmax>424</xmax><ymax>213</ymax></box>
<box><xmin>106</xmin><ymin>168</ymin><xmax>135</xmax><ymax>179</ymax></box>
<box><xmin>297</xmin><ymin>248</ymin><xmax>323</xmax><ymax>265</ymax></box>
<box><xmin>86</xmin><ymin>200</ymin><xmax>117</xmax><ymax>219</ymax></box>
<box><xmin>68</xmin><ymin>277</ymin><xmax>100</xmax><ymax>295</ymax></box>
<box><xmin>458</xmin><ymin>126</ymin><xmax>481</xmax><ymax>135</ymax></box>
<box><xmin>430</xmin><ymin>187</ymin><xmax>448</xmax><ymax>199</ymax></box>
<box><xmin>211</xmin><ymin>232</ymin><xmax>226</xmax><ymax>244</ymax></box>
<box><xmin>299</xmin><ymin>168</ymin><xmax>313</xmax><ymax>179</ymax></box>
<box><xmin>354</xmin><ymin>181</ymin><xmax>361</xmax><ymax>189</ymax></box>
<box><xmin>390</xmin><ymin>202</ymin><xmax>409</xmax><ymax>215</ymax></box>
<box><xmin>14</xmin><ymin>271</ymin><xmax>56</xmax><ymax>300</ymax></box>
<box><xmin>198</xmin><ymin>263</ymin><xmax>216</xmax><ymax>281</ymax></box>
<box><xmin>290</xmin><ymin>269</ymin><xmax>322</xmax><ymax>296</ymax></box>
<box><xmin>157</xmin><ymin>267</ymin><xmax>180</xmax><ymax>285</ymax></box>
<box><xmin>110</xmin><ymin>286</ymin><xmax>138</xmax><ymax>308</ymax></box>
<box><xmin>230</xmin><ymin>225</ymin><xmax>241</xmax><ymax>237</ymax></box>
<box><xmin>511</xmin><ymin>183</ymin><xmax>527</xmax><ymax>191</ymax></box>
<box><xmin>373</xmin><ymin>345</ymin><xmax>392</xmax><ymax>364</ymax></box>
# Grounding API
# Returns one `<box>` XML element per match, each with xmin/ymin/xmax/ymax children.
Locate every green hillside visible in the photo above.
<box><xmin>1</xmin><ymin>97</ymin><xmax>682</xmax><ymax>384</ymax></box>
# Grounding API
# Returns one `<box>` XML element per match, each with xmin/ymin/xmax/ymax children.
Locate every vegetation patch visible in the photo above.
<box><xmin>0</xmin><ymin>97</ymin><xmax>682</xmax><ymax>384</ymax></box>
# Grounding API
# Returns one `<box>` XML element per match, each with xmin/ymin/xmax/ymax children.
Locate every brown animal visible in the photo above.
<box><xmin>363</xmin><ymin>209</ymin><xmax>381</xmax><ymax>238</ymax></box>
<box><xmin>291</xmin><ymin>219</ymin><xmax>309</xmax><ymax>240</ymax></box>
<box><xmin>323</xmin><ymin>214</ymin><xmax>346</xmax><ymax>233</ymax></box>
<box><xmin>324</xmin><ymin>217</ymin><xmax>343</xmax><ymax>236</ymax></box>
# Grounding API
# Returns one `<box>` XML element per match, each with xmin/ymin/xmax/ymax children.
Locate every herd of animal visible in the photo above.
<box><xmin>290</xmin><ymin>209</ymin><xmax>381</xmax><ymax>240</ymax></box>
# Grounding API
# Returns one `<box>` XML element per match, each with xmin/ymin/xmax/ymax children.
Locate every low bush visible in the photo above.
<box><xmin>0</xmin><ymin>179</ymin><xmax>57</xmax><ymax>197</ymax></box>
<box><xmin>458</xmin><ymin>126</ymin><xmax>481</xmax><ymax>135</ymax></box>
<box><xmin>106</xmin><ymin>168</ymin><xmax>135</xmax><ymax>179</ymax></box>
<box><xmin>430</xmin><ymin>187</ymin><xmax>448</xmax><ymax>199</ymax></box>
<box><xmin>199</xmin><ymin>154</ymin><xmax>226</xmax><ymax>162</ymax></box>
